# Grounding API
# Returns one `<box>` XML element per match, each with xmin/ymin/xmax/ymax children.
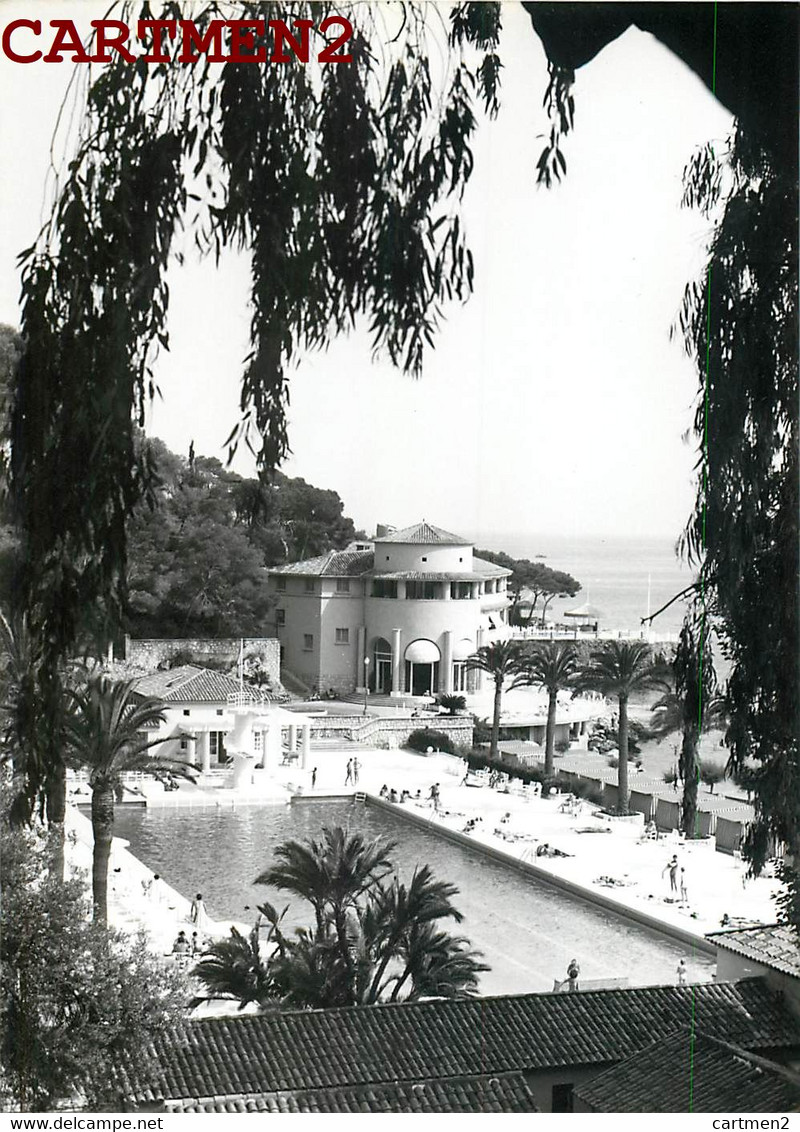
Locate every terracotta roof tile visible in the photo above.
<box><xmin>171</xmin><ymin>1072</ymin><xmax>537</xmax><ymax>1113</ymax></box>
<box><xmin>133</xmin><ymin>665</ymin><xmax>241</xmax><ymax>704</ymax></box>
<box><xmin>377</xmin><ymin>522</ymin><xmax>471</xmax><ymax>546</ymax></box>
<box><xmin>118</xmin><ymin>979</ymin><xmax>800</xmax><ymax>1106</ymax></box>
<box><xmin>575</xmin><ymin>1029</ymin><xmax>800</xmax><ymax>1112</ymax></box>
<box><xmin>270</xmin><ymin>550</ymin><xmax>374</xmax><ymax>577</ymax></box>
<box><xmin>707</xmin><ymin>924</ymin><xmax>800</xmax><ymax>978</ymax></box>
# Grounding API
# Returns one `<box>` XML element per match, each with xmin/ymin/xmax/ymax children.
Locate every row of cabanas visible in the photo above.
<box><xmin>499</xmin><ymin>743</ymin><xmax>754</xmax><ymax>855</ymax></box>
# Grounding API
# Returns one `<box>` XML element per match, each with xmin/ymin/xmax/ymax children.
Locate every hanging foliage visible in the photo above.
<box><xmin>677</xmin><ymin>121</ymin><xmax>799</xmax><ymax>926</ymax></box>
<box><xmin>7</xmin><ymin>2</ymin><xmax>502</xmax><ymax>807</ymax></box>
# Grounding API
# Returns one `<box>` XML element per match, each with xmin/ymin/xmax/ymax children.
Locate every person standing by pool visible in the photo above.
<box><xmin>676</xmin><ymin>958</ymin><xmax>687</xmax><ymax>986</ymax></box>
<box><xmin>311</xmin><ymin>766</ymin><xmax>317</xmax><ymax>790</ymax></box>
<box><xmin>428</xmin><ymin>783</ymin><xmax>440</xmax><ymax>812</ymax></box>
<box><xmin>679</xmin><ymin>868</ymin><xmax>688</xmax><ymax>904</ymax></box>
<box><xmin>344</xmin><ymin>759</ymin><xmax>353</xmax><ymax>786</ymax></box>
<box><xmin>566</xmin><ymin>959</ymin><xmax>580</xmax><ymax>992</ymax></box>
<box><xmin>353</xmin><ymin>756</ymin><xmax>360</xmax><ymax>785</ymax></box>
<box><xmin>190</xmin><ymin>893</ymin><xmax>210</xmax><ymax>933</ymax></box>
<box><xmin>662</xmin><ymin>855</ymin><xmax>679</xmax><ymax>894</ymax></box>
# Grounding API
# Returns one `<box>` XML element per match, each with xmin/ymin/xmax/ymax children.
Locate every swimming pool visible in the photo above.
<box><xmin>112</xmin><ymin>800</ymin><xmax>715</xmax><ymax>994</ymax></box>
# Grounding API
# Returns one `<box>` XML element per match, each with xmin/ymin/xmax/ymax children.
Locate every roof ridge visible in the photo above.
<box><xmin>707</xmin><ymin>922</ymin><xmax>785</xmax><ymax>936</ymax></box>
<box><xmin>187</xmin><ymin>977</ymin><xmax>767</xmax><ymax>1028</ymax></box>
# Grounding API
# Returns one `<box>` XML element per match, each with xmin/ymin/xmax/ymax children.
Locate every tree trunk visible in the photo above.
<box><xmin>540</xmin><ymin>594</ymin><xmax>555</xmax><ymax>628</ymax></box>
<box><xmin>617</xmin><ymin>695</ymin><xmax>629</xmax><ymax>814</ymax></box>
<box><xmin>333</xmin><ymin>905</ymin><xmax>355</xmax><ymax>1006</ymax></box>
<box><xmin>680</xmin><ymin>727</ymin><xmax>700</xmax><ymax>837</ymax></box>
<box><xmin>491</xmin><ymin>678</ymin><xmax>503</xmax><ymax>762</ymax></box>
<box><xmin>524</xmin><ymin>596</ymin><xmax>539</xmax><ymax>625</ymax></box>
<box><xmin>45</xmin><ymin>761</ymin><xmax>66</xmax><ymax>881</ymax></box>
<box><xmin>90</xmin><ymin>782</ymin><xmax>115</xmax><ymax>926</ymax></box>
<box><xmin>544</xmin><ymin>688</ymin><xmax>558</xmax><ymax>778</ymax></box>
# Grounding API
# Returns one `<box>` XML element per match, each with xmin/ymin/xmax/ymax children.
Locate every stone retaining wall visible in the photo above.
<box><xmin>125</xmin><ymin>636</ymin><xmax>281</xmax><ymax>682</ymax></box>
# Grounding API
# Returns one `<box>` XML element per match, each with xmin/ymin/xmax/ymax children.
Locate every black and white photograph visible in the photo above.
<box><xmin>0</xmin><ymin>0</ymin><xmax>798</xmax><ymax>1118</ymax></box>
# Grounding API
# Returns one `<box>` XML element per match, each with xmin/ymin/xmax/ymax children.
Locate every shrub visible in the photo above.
<box><xmin>472</xmin><ymin>716</ymin><xmax>492</xmax><ymax>745</ymax></box>
<box><xmin>406</xmin><ymin>728</ymin><xmax>455</xmax><ymax>755</ymax></box>
<box><xmin>1</xmin><ymin>819</ymin><xmax>185</xmax><ymax>1110</ymax></box>
<box><xmin>439</xmin><ymin>694</ymin><xmax>467</xmax><ymax>715</ymax></box>
<box><xmin>588</xmin><ymin>720</ymin><xmax>644</xmax><ymax>756</ymax></box>
<box><xmin>555</xmin><ymin>738</ymin><xmax>571</xmax><ymax>754</ymax></box>
<box><xmin>663</xmin><ymin>768</ymin><xmax>678</xmax><ymax>785</ymax></box>
<box><xmin>700</xmin><ymin>759</ymin><xmax>726</xmax><ymax>793</ymax></box>
<box><xmin>541</xmin><ymin>773</ymin><xmax>574</xmax><ymax>795</ymax></box>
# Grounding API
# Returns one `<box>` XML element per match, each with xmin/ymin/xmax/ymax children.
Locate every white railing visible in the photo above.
<box><xmin>511</xmin><ymin>627</ymin><xmax>679</xmax><ymax>644</ymax></box>
<box><xmin>227</xmin><ymin>689</ymin><xmax>275</xmax><ymax>709</ymax></box>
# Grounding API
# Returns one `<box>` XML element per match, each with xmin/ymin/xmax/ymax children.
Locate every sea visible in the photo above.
<box><xmin>478</xmin><ymin>533</ymin><xmax>694</xmax><ymax>637</ymax></box>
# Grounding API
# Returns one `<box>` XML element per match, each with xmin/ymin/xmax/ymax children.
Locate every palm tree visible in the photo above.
<box><xmin>522</xmin><ymin>641</ymin><xmax>579</xmax><ymax>777</ymax></box>
<box><xmin>466</xmin><ymin>641</ymin><xmax>531</xmax><ymax>761</ymax></box>
<box><xmin>198</xmin><ymin>828</ymin><xmax>487</xmax><ymax>1010</ymax></box>
<box><xmin>65</xmin><ymin>675</ymin><xmax>194</xmax><ymax>924</ymax></box>
<box><xmin>579</xmin><ymin>641</ymin><xmax>658</xmax><ymax>814</ymax></box>
<box><xmin>364</xmin><ymin>864</ymin><xmax>468</xmax><ymax>1003</ymax></box>
<box><xmin>192</xmin><ymin>924</ymin><xmax>275</xmax><ymax>1010</ymax></box>
<box><xmin>256</xmin><ymin>826</ymin><xmax>396</xmax><ymax>1005</ymax></box>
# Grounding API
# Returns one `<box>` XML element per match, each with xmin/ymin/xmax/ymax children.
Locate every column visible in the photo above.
<box><xmin>356</xmin><ymin>626</ymin><xmax>367</xmax><ymax>692</ymax></box>
<box><xmin>442</xmin><ymin>631</ymin><xmax>454</xmax><ymax>694</ymax></box>
<box><xmin>301</xmin><ymin>723</ymin><xmax>311</xmax><ymax>769</ymax></box>
<box><xmin>199</xmin><ymin>732</ymin><xmax>211</xmax><ymax>774</ymax></box>
<box><xmin>443</xmin><ymin>580</ymin><xmax>451</xmax><ymax>601</ymax></box>
<box><xmin>186</xmin><ymin>736</ymin><xmax>197</xmax><ymax>767</ymax></box>
<box><xmin>475</xmin><ymin>628</ymin><xmax>487</xmax><ymax>691</ymax></box>
<box><xmin>391</xmin><ymin>628</ymin><xmax>402</xmax><ymax>697</ymax></box>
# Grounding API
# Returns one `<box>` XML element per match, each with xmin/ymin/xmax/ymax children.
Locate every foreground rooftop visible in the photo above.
<box><xmin>172</xmin><ymin>1072</ymin><xmax>537</xmax><ymax>1114</ymax></box>
<box><xmin>707</xmin><ymin>924</ymin><xmax>800</xmax><ymax>979</ymax></box>
<box><xmin>575</xmin><ymin>1028</ymin><xmax>800</xmax><ymax>1113</ymax></box>
<box><xmin>118</xmin><ymin>979</ymin><xmax>800</xmax><ymax>1107</ymax></box>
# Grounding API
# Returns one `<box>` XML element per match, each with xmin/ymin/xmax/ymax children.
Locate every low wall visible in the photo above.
<box><xmin>364</xmin><ymin>796</ymin><xmax>714</xmax><ymax>955</ymax></box>
<box><xmin>125</xmin><ymin>636</ymin><xmax>281</xmax><ymax>683</ymax></box>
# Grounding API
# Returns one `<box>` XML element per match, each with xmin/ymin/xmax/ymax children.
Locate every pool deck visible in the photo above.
<box><xmin>64</xmin><ymin>744</ymin><xmax>778</xmax><ymax>973</ymax></box>
<box><xmin>276</xmin><ymin>748</ymin><xmax>777</xmax><ymax>956</ymax></box>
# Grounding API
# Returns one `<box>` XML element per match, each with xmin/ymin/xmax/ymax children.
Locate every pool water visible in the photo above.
<box><xmin>112</xmin><ymin>800</ymin><xmax>714</xmax><ymax>995</ymax></box>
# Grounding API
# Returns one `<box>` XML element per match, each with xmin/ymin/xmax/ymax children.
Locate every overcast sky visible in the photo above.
<box><xmin>0</xmin><ymin>2</ymin><xmax>732</xmax><ymax>545</ymax></box>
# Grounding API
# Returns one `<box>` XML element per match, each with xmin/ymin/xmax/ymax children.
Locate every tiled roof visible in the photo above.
<box><xmin>118</xmin><ymin>980</ymin><xmax>800</xmax><ymax>1106</ymax></box>
<box><xmin>707</xmin><ymin>924</ymin><xmax>800</xmax><ymax>978</ymax></box>
<box><xmin>376</xmin><ymin>522</ymin><xmax>471</xmax><ymax>546</ymax></box>
<box><xmin>171</xmin><ymin>1073</ymin><xmax>537</xmax><ymax>1114</ymax></box>
<box><xmin>133</xmin><ymin>665</ymin><xmax>242</xmax><ymax>704</ymax></box>
<box><xmin>473</xmin><ymin>555</ymin><xmax>513</xmax><ymax>577</ymax></box>
<box><xmin>574</xmin><ymin>1029</ymin><xmax>800</xmax><ymax>1113</ymax></box>
<box><xmin>270</xmin><ymin>550</ymin><xmax>374</xmax><ymax>577</ymax></box>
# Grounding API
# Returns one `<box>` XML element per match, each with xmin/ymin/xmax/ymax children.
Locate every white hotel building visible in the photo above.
<box><xmin>266</xmin><ymin>522</ymin><xmax>512</xmax><ymax>697</ymax></box>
